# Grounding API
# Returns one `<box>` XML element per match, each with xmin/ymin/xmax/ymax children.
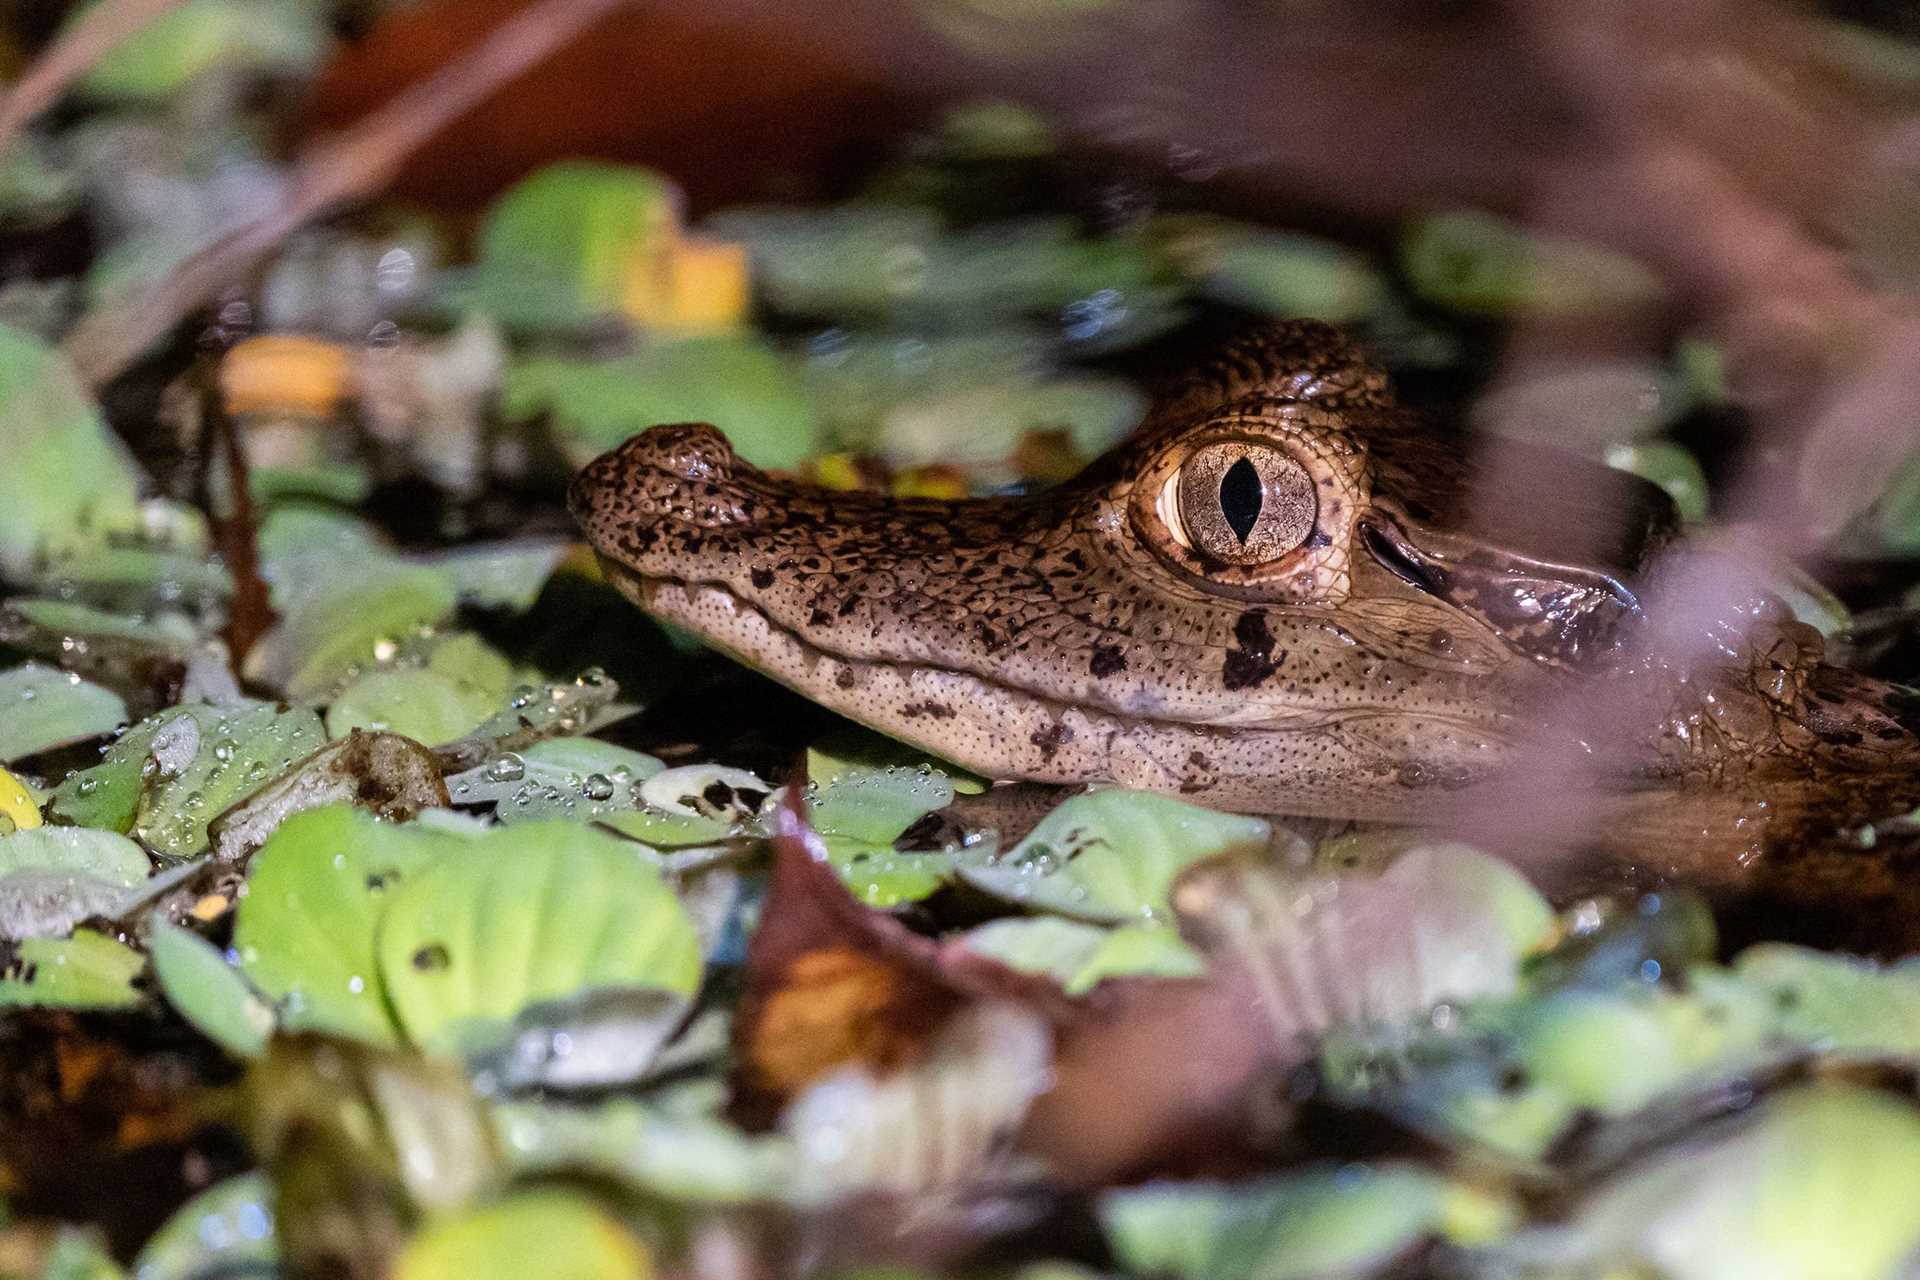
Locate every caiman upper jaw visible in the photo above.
<box><xmin>568</xmin><ymin>423</ymin><xmax>762</xmax><ymax>575</ymax></box>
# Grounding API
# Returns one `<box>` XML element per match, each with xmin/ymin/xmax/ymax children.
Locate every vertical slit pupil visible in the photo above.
<box><xmin>1219</xmin><ymin>457</ymin><xmax>1263</xmax><ymax>543</ymax></box>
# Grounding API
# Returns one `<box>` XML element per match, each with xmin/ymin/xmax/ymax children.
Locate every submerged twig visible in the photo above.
<box><xmin>0</xmin><ymin>0</ymin><xmax>191</xmax><ymax>163</ymax></box>
<box><xmin>195</xmin><ymin>361</ymin><xmax>275</xmax><ymax>672</ymax></box>
<box><xmin>60</xmin><ymin>0</ymin><xmax>633</xmax><ymax>389</ymax></box>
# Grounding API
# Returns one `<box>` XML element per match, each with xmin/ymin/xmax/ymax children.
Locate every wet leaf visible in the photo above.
<box><xmin>507</xmin><ymin>337</ymin><xmax>822</xmax><ymax>471</ymax></box>
<box><xmin>149</xmin><ymin>919</ymin><xmax>275</xmax><ymax>1058</ymax></box>
<box><xmin>0</xmin><ymin>325</ymin><xmax>142</xmax><ymax>577</ymax></box>
<box><xmin>957</xmin><ymin>788</ymin><xmax>1271</xmax><ymax>923</ymax></box>
<box><xmin>961</xmin><ymin>918</ymin><xmax>1204</xmax><ymax>996</ymax></box>
<box><xmin>0</xmin><ymin>826</ymin><xmax>151</xmax><ymax>936</ymax></box>
<box><xmin>375</xmin><ymin>821</ymin><xmax>701</xmax><ymax>1057</ymax></box>
<box><xmin>0</xmin><ymin>825</ymin><xmax>147</xmax><ymax>883</ymax></box>
<box><xmin>0</xmin><ymin>928</ymin><xmax>143</xmax><ymax>1008</ymax></box>
<box><xmin>432</xmin><ymin>669</ymin><xmax>632</xmax><ymax>776</ymax></box>
<box><xmin>0</xmin><ymin>663</ymin><xmax>126</xmax><ymax>762</ymax></box>
<box><xmin>129</xmin><ymin>1171</ymin><xmax>276</xmax><ymax>1280</ymax></box>
<box><xmin>51</xmin><ymin>701</ymin><xmax>327</xmax><ymax>858</ymax></box>
<box><xmin>251</xmin><ymin>559</ymin><xmax>459</xmax><ymax>702</ymax></box>
<box><xmin>326</xmin><ymin>666</ymin><xmax>500</xmax><ymax>746</ymax></box>
<box><xmin>0</xmin><ymin>867</ymin><xmax>142</xmax><ymax>940</ymax></box>
<box><xmin>208</xmin><ymin>729</ymin><xmax>450</xmax><ymax>863</ymax></box>
<box><xmin>446</xmin><ymin>736</ymin><xmax>663</xmax><ymax>825</ymax></box>
<box><xmin>39</xmin><ymin>544</ymin><xmax>233</xmax><ymax>615</ymax></box>
<box><xmin>393</xmin><ymin>1189</ymin><xmax>649</xmax><ymax>1280</ymax></box>
<box><xmin>234</xmin><ymin>805</ymin><xmax>465</xmax><ymax>1044</ymax></box>
<box><xmin>806</xmin><ymin>748</ymin><xmax>958</xmax><ymax>906</ymax></box>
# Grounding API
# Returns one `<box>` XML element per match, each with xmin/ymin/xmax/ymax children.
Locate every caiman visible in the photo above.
<box><xmin>570</xmin><ymin>318</ymin><xmax>1920</xmax><ymax>812</ymax></box>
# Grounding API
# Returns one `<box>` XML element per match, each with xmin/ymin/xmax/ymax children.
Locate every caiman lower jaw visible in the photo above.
<box><xmin>598</xmin><ymin>558</ymin><xmax>1525</xmax><ymax>821</ymax></box>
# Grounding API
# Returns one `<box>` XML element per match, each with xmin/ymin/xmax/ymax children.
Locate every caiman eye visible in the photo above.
<box><xmin>1164</xmin><ymin>443</ymin><xmax>1317</xmax><ymax>565</ymax></box>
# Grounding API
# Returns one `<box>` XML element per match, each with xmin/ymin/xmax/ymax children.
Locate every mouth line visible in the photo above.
<box><xmin>599</xmin><ymin>557</ymin><xmax>1520</xmax><ymax>746</ymax></box>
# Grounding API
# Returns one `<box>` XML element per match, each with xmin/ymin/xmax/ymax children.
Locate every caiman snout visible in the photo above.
<box><xmin>568</xmin><ymin>423</ymin><xmax>756</xmax><ymax>558</ymax></box>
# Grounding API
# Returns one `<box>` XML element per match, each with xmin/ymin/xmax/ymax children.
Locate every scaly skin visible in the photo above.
<box><xmin>570</xmin><ymin>321</ymin><xmax>1920</xmax><ymax>821</ymax></box>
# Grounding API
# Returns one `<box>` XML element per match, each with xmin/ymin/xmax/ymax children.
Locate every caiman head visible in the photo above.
<box><xmin>569</xmin><ymin>320</ymin><xmax>1919</xmax><ymax>820</ymax></box>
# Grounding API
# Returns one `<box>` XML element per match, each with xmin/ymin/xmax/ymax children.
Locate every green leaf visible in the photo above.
<box><xmin>507</xmin><ymin>337</ymin><xmax>822</xmax><ymax>471</ymax></box>
<box><xmin>962</xmin><ymin>917</ymin><xmax>1204</xmax><ymax>995</ymax></box>
<box><xmin>1182</xmin><ymin>843</ymin><xmax>1554</xmax><ymax>1045</ymax></box>
<box><xmin>234</xmin><ymin>805</ymin><xmax>465</xmax><ymax>1045</ymax></box>
<box><xmin>957</xmin><ymin>788</ymin><xmax>1270</xmax><ymax>922</ymax></box>
<box><xmin>39</xmin><ymin>1229</ymin><xmax>126</xmax><ymax>1280</ymax></box>
<box><xmin>1534</xmin><ymin>1085</ymin><xmax>1920</xmax><ymax>1280</ymax></box>
<box><xmin>1603</xmin><ymin>442</ymin><xmax>1710</xmax><ymax>523</ymax></box>
<box><xmin>376</xmin><ymin>821</ymin><xmax>701</xmax><ymax>1057</ymax></box>
<box><xmin>1401</xmin><ymin>210</ymin><xmax>1665</xmax><ymax>317</ymax></box>
<box><xmin>393</xmin><ymin>1189</ymin><xmax>650</xmax><ymax>1280</ymax></box>
<box><xmin>0</xmin><ymin>325</ymin><xmax>142</xmax><ymax>576</ymax></box>
<box><xmin>495</xmin><ymin>1098</ymin><xmax>796</xmax><ymax>1203</ymax></box>
<box><xmin>75</xmin><ymin>0</ymin><xmax>327</xmax><ymax>100</ymax></box>
<box><xmin>150</xmin><ymin>920</ymin><xmax>274</xmax><ymax>1058</ymax></box>
<box><xmin>129</xmin><ymin>1171</ymin><xmax>276</xmax><ymax>1280</ymax></box>
<box><xmin>597</xmin><ymin>807</ymin><xmax>733</xmax><ymax>849</ymax></box>
<box><xmin>0</xmin><ymin>928</ymin><xmax>143</xmax><ymax>1009</ymax></box>
<box><xmin>0</xmin><ymin>825</ymin><xmax>148</xmax><ymax>883</ymax></box>
<box><xmin>703</xmin><ymin>204</ymin><xmax>942</xmax><ymax>315</ymax></box>
<box><xmin>1707</xmin><ymin>943</ymin><xmax>1920</xmax><ymax>1058</ymax></box>
<box><xmin>468</xmin><ymin>987</ymin><xmax>690</xmax><ymax>1091</ymax></box>
<box><xmin>470</xmin><ymin>160</ymin><xmax>680</xmax><ymax>326</ymax></box>
<box><xmin>425</xmin><ymin>540</ymin><xmax>571</xmax><ymax>612</ymax></box>
<box><xmin>1193</xmin><ymin>226</ymin><xmax>1386</xmax><ymax>323</ymax></box>
<box><xmin>875</xmin><ymin>376</ymin><xmax>1144</xmax><ymax>469</ymax></box>
<box><xmin>0</xmin><ymin>663</ymin><xmax>126</xmax><ymax>762</ymax></box>
<box><xmin>1100</xmin><ymin>1164</ymin><xmax>1489</xmax><ymax>1280</ymax></box>
<box><xmin>0</xmin><ymin>596</ymin><xmax>198</xmax><ymax>659</ymax></box>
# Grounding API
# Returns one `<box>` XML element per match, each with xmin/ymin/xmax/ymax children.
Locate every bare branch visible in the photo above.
<box><xmin>61</xmin><ymin>0</ymin><xmax>634</xmax><ymax>388</ymax></box>
<box><xmin>0</xmin><ymin>0</ymin><xmax>192</xmax><ymax>163</ymax></box>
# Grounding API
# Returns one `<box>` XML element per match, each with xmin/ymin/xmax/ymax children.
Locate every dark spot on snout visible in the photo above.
<box><xmin>1222</xmin><ymin>609</ymin><xmax>1284</xmax><ymax>691</ymax></box>
<box><xmin>1089</xmin><ymin>645</ymin><xmax>1127</xmax><ymax>678</ymax></box>
<box><xmin>750</xmin><ymin>567</ymin><xmax>774</xmax><ymax>589</ymax></box>
<box><xmin>1030</xmin><ymin>722</ymin><xmax>1074</xmax><ymax>761</ymax></box>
